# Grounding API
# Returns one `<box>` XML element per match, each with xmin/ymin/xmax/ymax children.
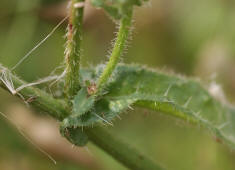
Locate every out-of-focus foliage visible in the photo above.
<box><xmin>40</xmin><ymin>0</ymin><xmax>64</xmax><ymax>5</ymax></box>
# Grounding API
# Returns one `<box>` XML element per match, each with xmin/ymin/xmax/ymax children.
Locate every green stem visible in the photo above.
<box><xmin>86</xmin><ymin>126</ymin><xmax>164</xmax><ymax>170</ymax></box>
<box><xmin>0</xmin><ymin>64</ymin><xmax>163</xmax><ymax>170</ymax></box>
<box><xmin>0</xmin><ymin>66</ymin><xmax>68</xmax><ymax>120</ymax></box>
<box><xmin>65</xmin><ymin>0</ymin><xmax>85</xmax><ymax>100</ymax></box>
<box><xmin>97</xmin><ymin>9</ymin><xmax>133</xmax><ymax>92</ymax></box>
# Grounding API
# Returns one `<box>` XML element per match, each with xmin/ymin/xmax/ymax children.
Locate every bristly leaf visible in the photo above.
<box><xmin>62</xmin><ymin>87</ymin><xmax>95</xmax><ymax>129</ymax></box>
<box><xmin>60</xmin><ymin>87</ymin><xmax>95</xmax><ymax>146</ymax></box>
<box><xmin>64</xmin><ymin>64</ymin><xmax>235</xmax><ymax>149</ymax></box>
<box><xmin>72</xmin><ymin>87</ymin><xmax>95</xmax><ymax>116</ymax></box>
<box><xmin>63</xmin><ymin>97</ymin><xmax>136</xmax><ymax>127</ymax></box>
<box><xmin>91</xmin><ymin>0</ymin><xmax>148</xmax><ymax>19</ymax></box>
<box><xmin>104</xmin><ymin>64</ymin><xmax>235</xmax><ymax>149</ymax></box>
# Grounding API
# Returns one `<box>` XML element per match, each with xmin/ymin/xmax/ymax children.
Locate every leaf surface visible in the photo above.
<box><xmin>72</xmin><ymin>87</ymin><xmax>95</xmax><ymax>116</ymax></box>
<box><xmin>105</xmin><ymin>64</ymin><xmax>235</xmax><ymax>149</ymax></box>
<box><xmin>62</xmin><ymin>64</ymin><xmax>235</xmax><ymax>149</ymax></box>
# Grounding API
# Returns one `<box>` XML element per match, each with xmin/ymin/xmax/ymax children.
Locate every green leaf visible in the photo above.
<box><xmin>61</xmin><ymin>87</ymin><xmax>95</xmax><ymax>129</ymax></box>
<box><xmin>61</xmin><ymin>64</ymin><xmax>235</xmax><ymax>149</ymax></box>
<box><xmin>60</xmin><ymin>87</ymin><xmax>95</xmax><ymax>146</ymax></box>
<box><xmin>91</xmin><ymin>0</ymin><xmax>148</xmax><ymax>19</ymax></box>
<box><xmin>72</xmin><ymin>87</ymin><xmax>95</xmax><ymax>116</ymax></box>
<box><xmin>75</xmin><ymin>64</ymin><xmax>234</xmax><ymax>149</ymax></box>
<box><xmin>104</xmin><ymin>64</ymin><xmax>235</xmax><ymax>149</ymax></box>
<box><xmin>63</xmin><ymin>97</ymin><xmax>137</xmax><ymax>127</ymax></box>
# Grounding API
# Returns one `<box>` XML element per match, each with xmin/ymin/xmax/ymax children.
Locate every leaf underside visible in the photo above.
<box><xmin>62</xmin><ymin>64</ymin><xmax>235</xmax><ymax>149</ymax></box>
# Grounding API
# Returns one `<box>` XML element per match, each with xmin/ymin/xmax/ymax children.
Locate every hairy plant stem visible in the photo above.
<box><xmin>86</xmin><ymin>127</ymin><xmax>163</xmax><ymax>170</ymax></box>
<box><xmin>97</xmin><ymin>9</ymin><xmax>133</xmax><ymax>93</ymax></box>
<box><xmin>0</xmin><ymin>66</ymin><xmax>69</xmax><ymax>120</ymax></box>
<box><xmin>65</xmin><ymin>0</ymin><xmax>85</xmax><ymax>101</ymax></box>
<box><xmin>0</xmin><ymin>65</ymin><xmax>163</xmax><ymax>170</ymax></box>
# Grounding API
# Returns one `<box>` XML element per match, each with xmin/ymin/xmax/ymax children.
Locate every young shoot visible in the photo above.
<box><xmin>97</xmin><ymin>8</ymin><xmax>133</xmax><ymax>93</ymax></box>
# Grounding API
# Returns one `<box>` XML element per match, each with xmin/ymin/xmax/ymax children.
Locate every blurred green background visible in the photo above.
<box><xmin>1</xmin><ymin>0</ymin><xmax>235</xmax><ymax>169</ymax></box>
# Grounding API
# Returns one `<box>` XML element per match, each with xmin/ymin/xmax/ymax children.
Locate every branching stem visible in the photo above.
<box><xmin>0</xmin><ymin>66</ymin><xmax>69</xmax><ymax>120</ymax></box>
<box><xmin>0</xmin><ymin>65</ymin><xmax>163</xmax><ymax>170</ymax></box>
<box><xmin>0</xmin><ymin>3</ymin><xmax>163</xmax><ymax>170</ymax></box>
